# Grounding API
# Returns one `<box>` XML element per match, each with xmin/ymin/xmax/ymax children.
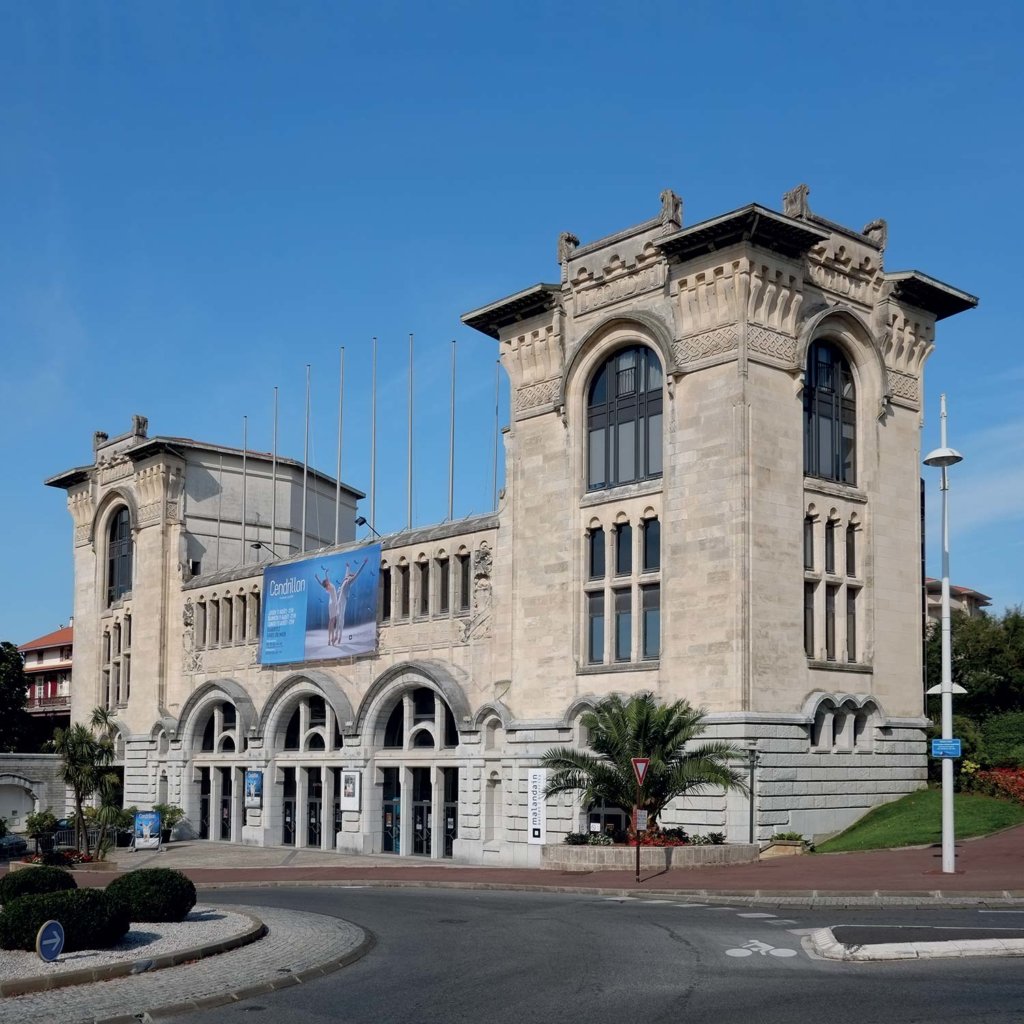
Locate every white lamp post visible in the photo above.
<box><xmin>923</xmin><ymin>393</ymin><xmax>963</xmax><ymax>875</ymax></box>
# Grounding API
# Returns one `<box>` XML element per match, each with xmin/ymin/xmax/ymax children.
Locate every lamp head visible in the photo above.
<box><xmin>924</xmin><ymin>446</ymin><xmax>963</xmax><ymax>469</ymax></box>
<box><xmin>355</xmin><ymin>516</ymin><xmax>368</xmax><ymax>527</ymax></box>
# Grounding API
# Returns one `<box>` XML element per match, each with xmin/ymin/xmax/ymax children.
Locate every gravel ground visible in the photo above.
<box><xmin>0</xmin><ymin>905</ymin><xmax>251</xmax><ymax>980</ymax></box>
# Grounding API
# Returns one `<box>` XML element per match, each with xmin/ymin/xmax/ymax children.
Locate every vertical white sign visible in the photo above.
<box><xmin>527</xmin><ymin>768</ymin><xmax>547</xmax><ymax>845</ymax></box>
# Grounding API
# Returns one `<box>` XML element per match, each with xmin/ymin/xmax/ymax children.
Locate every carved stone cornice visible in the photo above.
<box><xmin>806</xmin><ymin>237</ymin><xmax>885</xmax><ymax>308</ymax></box>
<box><xmin>878</xmin><ymin>306</ymin><xmax>934</xmax><ymax>377</ymax></box>
<box><xmin>569</xmin><ymin>243</ymin><xmax>665</xmax><ymax>318</ymax></box>
<box><xmin>134</xmin><ymin>462</ymin><xmax>185</xmax><ymax>529</ymax></box>
<box><xmin>68</xmin><ymin>487</ymin><xmax>95</xmax><ymax>547</ymax></box>
<box><xmin>98</xmin><ymin>457</ymin><xmax>133</xmax><ymax>485</ymax></box>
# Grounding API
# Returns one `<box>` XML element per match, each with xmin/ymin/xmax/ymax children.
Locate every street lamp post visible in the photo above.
<box><xmin>923</xmin><ymin>393</ymin><xmax>963</xmax><ymax>875</ymax></box>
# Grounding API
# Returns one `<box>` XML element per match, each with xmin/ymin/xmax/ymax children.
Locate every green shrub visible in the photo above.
<box><xmin>562</xmin><ymin>831</ymin><xmax>591</xmax><ymax>845</ymax></box>
<box><xmin>105</xmin><ymin>868</ymin><xmax>196</xmax><ymax>922</ymax></box>
<box><xmin>24</xmin><ymin>809</ymin><xmax>57</xmax><ymax>837</ymax></box>
<box><xmin>0</xmin><ymin>865</ymin><xmax>77</xmax><ymax>906</ymax></box>
<box><xmin>0</xmin><ymin>889</ymin><xmax>129</xmax><ymax>952</ymax></box>
<box><xmin>981</xmin><ymin>712</ymin><xmax>1024</xmax><ymax>768</ymax></box>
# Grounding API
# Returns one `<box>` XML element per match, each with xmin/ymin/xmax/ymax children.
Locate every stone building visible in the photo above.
<box><xmin>18</xmin><ymin>624</ymin><xmax>74</xmax><ymax>737</ymax></box>
<box><xmin>47</xmin><ymin>186</ymin><xmax>976</xmax><ymax>859</ymax></box>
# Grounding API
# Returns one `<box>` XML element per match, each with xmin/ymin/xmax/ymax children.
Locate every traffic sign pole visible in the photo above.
<box><xmin>630</xmin><ymin>758</ymin><xmax>650</xmax><ymax>885</ymax></box>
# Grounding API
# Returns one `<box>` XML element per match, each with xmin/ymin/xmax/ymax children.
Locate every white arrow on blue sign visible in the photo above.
<box><xmin>36</xmin><ymin>919</ymin><xmax>65</xmax><ymax>962</ymax></box>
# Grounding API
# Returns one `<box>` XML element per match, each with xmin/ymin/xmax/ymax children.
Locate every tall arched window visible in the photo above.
<box><xmin>106</xmin><ymin>507</ymin><xmax>133</xmax><ymax>606</ymax></box>
<box><xmin>587</xmin><ymin>345</ymin><xmax>663</xmax><ymax>491</ymax></box>
<box><xmin>803</xmin><ymin>341</ymin><xmax>856</xmax><ymax>484</ymax></box>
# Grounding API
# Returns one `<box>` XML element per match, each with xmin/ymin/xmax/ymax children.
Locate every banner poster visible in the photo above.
<box><xmin>337</xmin><ymin>770</ymin><xmax>361</xmax><ymax>812</ymax></box>
<box><xmin>134</xmin><ymin>810</ymin><xmax>162</xmax><ymax>850</ymax></box>
<box><xmin>527</xmin><ymin>768</ymin><xmax>548</xmax><ymax>845</ymax></box>
<box><xmin>259</xmin><ymin>544</ymin><xmax>381</xmax><ymax>665</ymax></box>
<box><xmin>244</xmin><ymin>769</ymin><xmax>263</xmax><ymax>809</ymax></box>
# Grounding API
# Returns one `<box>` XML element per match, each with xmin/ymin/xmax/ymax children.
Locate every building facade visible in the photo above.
<box><xmin>18</xmin><ymin>625</ymin><xmax>74</xmax><ymax>731</ymax></box>
<box><xmin>48</xmin><ymin>186</ymin><xmax>976</xmax><ymax>860</ymax></box>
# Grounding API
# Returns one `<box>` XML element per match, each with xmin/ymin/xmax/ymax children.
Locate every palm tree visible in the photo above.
<box><xmin>47</xmin><ymin>707</ymin><xmax>118</xmax><ymax>855</ymax></box>
<box><xmin>542</xmin><ymin>692</ymin><xmax>747</xmax><ymax>830</ymax></box>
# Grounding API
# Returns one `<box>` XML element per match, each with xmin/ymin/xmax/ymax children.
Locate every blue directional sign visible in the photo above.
<box><xmin>36</xmin><ymin>919</ymin><xmax>64</xmax><ymax>962</ymax></box>
<box><xmin>931</xmin><ymin>738</ymin><xmax>962</xmax><ymax>758</ymax></box>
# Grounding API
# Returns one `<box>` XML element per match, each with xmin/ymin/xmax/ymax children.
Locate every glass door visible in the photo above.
<box><xmin>306</xmin><ymin>767</ymin><xmax>322</xmax><ymax>848</ymax></box>
<box><xmin>412</xmin><ymin>767</ymin><xmax>431</xmax><ymax>856</ymax></box>
<box><xmin>219</xmin><ymin>767</ymin><xmax>232</xmax><ymax>840</ymax></box>
<box><xmin>381</xmin><ymin>767</ymin><xmax>400</xmax><ymax>853</ymax></box>
<box><xmin>442</xmin><ymin>767</ymin><xmax>458</xmax><ymax>858</ymax></box>
<box><xmin>282</xmin><ymin>767</ymin><xmax>296</xmax><ymax>846</ymax></box>
<box><xmin>199</xmin><ymin>767</ymin><xmax>211</xmax><ymax>840</ymax></box>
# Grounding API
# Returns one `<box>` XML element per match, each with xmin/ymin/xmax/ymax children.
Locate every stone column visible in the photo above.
<box><xmin>321</xmin><ymin>765</ymin><xmax>335</xmax><ymax>852</ymax></box>
<box><xmin>209</xmin><ymin>766</ymin><xmax>223</xmax><ymax>841</ymax></box>
<box><xmin>399</xmin><ymin>765</ymin><xmax>413</xmax><ymax>857</ymax></box>
<box><xmin>296</xmin><ymin>766</ymin><xmax>309</xmax><ymax>848</ymax></box>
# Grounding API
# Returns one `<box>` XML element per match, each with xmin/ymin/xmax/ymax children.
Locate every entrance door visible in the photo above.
<box><xmin>219</xmin><ymin>767</ymin><xmax>233</xmax><ymax>840</ymax></box>
<box><xmin>412</xmin><ymin>767</ymin><xmax>431</xmax><ymax>856</ymax></box>
<box><xmin>307</xmin><ymin>767</ymin><xmax>322</xmax><ymax>848</ymax></box>
<box><xmin>282</xmin><ymin>767</ymin><xmax>296</xmax><ymax>846</ymax></box>
<box><xmin>381</xmin><ymin>767</ymin><xmax>400</xmax><ymax>853</ymax></box>
<box><xmin>199</xmin><ymin>768</ymin><xmax>211</xmax><ymax>840</ymax></box>
<box><xmin>442</xmin><ymin>767</ymin><xmax>458</xmax><ymax>858</ymax></box>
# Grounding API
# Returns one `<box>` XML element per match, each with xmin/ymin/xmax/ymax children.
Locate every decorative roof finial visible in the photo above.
<box><xmin>659</xmin><ymin>189</ymin><xmax>682</xmax><ymax>232</ymax></box>
<box><xmin>783</xmin><ymin>183</ymin><xmax>811</xmax><ymax>219</ymax></box>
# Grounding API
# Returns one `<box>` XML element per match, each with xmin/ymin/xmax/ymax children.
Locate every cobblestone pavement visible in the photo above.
<box><xmin>0</xmin><ymin>905</ymin><xmax>368</xmax><ymax>1024</ymax></box>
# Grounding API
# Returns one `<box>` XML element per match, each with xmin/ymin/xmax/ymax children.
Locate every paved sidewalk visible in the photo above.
<box><xmin>0</xmin><ymin>905</ymin><xmax>367</xmax><ymax>1024</ymax></box>
<box><xmin>89</xmin><ymin>824</ymin><xmax>1024</xmax><ymax>901</ymax></box>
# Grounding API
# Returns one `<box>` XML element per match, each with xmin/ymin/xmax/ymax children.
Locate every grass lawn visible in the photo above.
<box><xmin>815</xmin><ymin>788</ymin><xmax>1024</xmax><ymax>853</ymax></box>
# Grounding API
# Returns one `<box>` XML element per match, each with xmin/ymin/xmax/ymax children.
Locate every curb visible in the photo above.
<box><xmin>192</xmin><ymin>877</ymin><xmax>1024</xmax><ymax>908</ymax></box>
<box><xmin>0</xmin><ymin>910</ymin><xmax>267</xmax><ymax>998</ymax></box>
<box><xmin>809</xmin><ymin>926</ymin><xmax>1024</xmax><ymax>961</ymax></box>
<box><xmin>94</xmin><ymin>925</ymin><xmax>376</xmax><ymax>1024</ymax></box>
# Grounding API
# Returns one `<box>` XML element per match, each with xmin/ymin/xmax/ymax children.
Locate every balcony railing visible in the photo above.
<box><xmin>26</xmin><ymin>695</ymin><xmax>71</xmax><ymax>711</ymax></box>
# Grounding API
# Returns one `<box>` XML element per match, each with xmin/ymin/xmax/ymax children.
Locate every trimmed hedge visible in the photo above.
<box><xmin>0</xmin><ymin>889</ymin><xmax>129</xmax><ymax>952</ymax></box>
<box><xmin>0</xmin><ymin>865</ymin><xmax>77</xmax><ymax>906</ymax></box>
<box><xmin>105</xmin><ymin>867</ymin><xmax>196</xmax><ymax>923</ymax></box>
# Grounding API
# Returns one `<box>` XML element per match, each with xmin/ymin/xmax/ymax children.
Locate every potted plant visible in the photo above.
<box><xmin>152</xmin><ymin>804</ymin><xmax>185</xmax><ymax>843</ymax></box>
<box><xmin>116</xmin><ymin>806</ymin><xmax>137</xmax><ymax>847</ymax></box>
<box><xmin>25</xmin><ymin>809</ymin><xmax>58</xmax><ymax>853</ymax></box>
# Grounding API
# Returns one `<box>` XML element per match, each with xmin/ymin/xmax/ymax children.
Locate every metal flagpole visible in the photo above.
<box><xmin>302</xmin><ymin>364</ymin><xmax>310</xmax><ymax>552</ymax></box>
<box><xmin>370</xmin><ymin>336</ymin><xmax>377</xmax><ymax>532</ymax></box>
<box><xmin>492</xmin><ymin>359</ymin><xmax>500</xmax><ymax>511</ymax></box>
<box><xmin>241</xmin><ymin>416</ymin><xmax>248</xmax><ymax>564</ymax></box>
<box><xmin>408</xmin><ymin>333</ymin><xmax>414</xmax><ymax>531</ymax></box>
<box><xmin>448</xmin><ymin>340</ymin><xmax>456</xmax><ymax>522</ymax></box>
<box><xmin>271</xmin><ymin>386</ymin><xmax>278</xmax><ymax>558</ymax></box>
<box><xmin>335</xmin><ymin>347</ymin><xmax>344</xmax><ymax>546</ymax></box>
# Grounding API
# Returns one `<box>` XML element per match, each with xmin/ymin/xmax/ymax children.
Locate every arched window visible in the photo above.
<box><xmin>804</xmin><ymin>341</ymin><xmax>856</xmax><ymax>484</ymax></box>
<box><xmin>106</xmin><ymin>507</ymin><xmax>133</xmax><ymax>606</ymax></box>
<box><xmin>586</xmin><ymin>345</ymin><xmax>663</xmax><ymax>490</ymax></box>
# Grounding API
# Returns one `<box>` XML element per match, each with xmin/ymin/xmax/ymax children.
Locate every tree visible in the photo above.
<box><xmin>541</xmin><ymin>692</ymin><xmax>747</xmax><ymax>829</ymax></box>
<box><xmin>0</xmin><ymin>641</ymin><xmax>29</xmax><ymax>752</ymax></box>
<box><xmin>925</xmin><ymin>606</ymin><xmax>1024</xmax><ymax>723</ymax></box>
<box><xmin>47</xmin><ymin>707</ymin><xmax>117</xmax><ymax>855</ymax></box>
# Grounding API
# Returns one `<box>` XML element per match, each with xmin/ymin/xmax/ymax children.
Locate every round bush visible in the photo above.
<box><xmin>105</xmin><ymin>868</ymin><xmax>196</xmax><ymax>923</ymax></box>
<box><xmin>0</xmin><ymin>865</ymin><xmax>77</xmax><ymax>906</ymax></box>
<box><xmin>0</xmin><ymin>888</ymin><xmax>129</xmax><ymax>952</ymax></box>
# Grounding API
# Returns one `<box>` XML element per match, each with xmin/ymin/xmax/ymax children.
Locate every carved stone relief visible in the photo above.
<box><xmin>747</xmin><ymin>325</ymin><xmax>798</xmax><ymax>365</ymax></box>
<box><xmin>570</xmin><ymin>243</ymin><xmax>665</xmax><ymax>317</ymax></box>
<box><xmin>673</xmin><ymin>325</ymin><xmax>739</xmax><ymax>366</ymax></box>
<box><xmin>887</xmin><ymin>369</ymin><xmax>920</xmax><ymax>406</ymax></box>
<box><xmin>515</xmin><ymin>377</ymin><xmax>561</xmax><ymax>413</ymax></box>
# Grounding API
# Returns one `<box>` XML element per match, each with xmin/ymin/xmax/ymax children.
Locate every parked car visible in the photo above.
<box><xmin>0</xmin><ymin>834</ymin><xmax>29</xmax><ymax>858</ymax></box>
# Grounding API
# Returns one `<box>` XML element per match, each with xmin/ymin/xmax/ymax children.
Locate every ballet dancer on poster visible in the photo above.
<box><xmin>316</xmin><ymin>558</ymin><xmax>369</xmax><ymax>647</ymax></box>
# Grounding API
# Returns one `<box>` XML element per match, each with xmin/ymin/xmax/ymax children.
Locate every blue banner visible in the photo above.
<box><xmin>259</xmin><ymin>544</ymin><xmax>380</xmax><ymax>665</ymax></box>
<box><xmin>134</xmin><ymin>810</ymin><xmax>162</xmax><ymax>849</ymax></box>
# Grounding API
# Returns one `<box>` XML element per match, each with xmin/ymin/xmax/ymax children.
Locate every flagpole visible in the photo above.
<box><xmin>302</xmin><ymin>363</ymin><xmax>310</xmax><ymax>552</ymax></box>
<box><xmin>335</xmin><ymin>346</ymin><xmax>344</xmax><ymax>546</ymax></box>
<box><xmin>448</xmin><ymin>339</ymin><xmax>456</xmax><ymax>522</ymax></box>
<box><xmin>241</xmin><ymin>415</ymin><xmax>248</xmax><ymax>564</ymax></box>
<box><xmin>492</xmin><ymin>358</ymin><xmax>500</xmax><ymax>511</ymax></box>
<box><xmin>407</xmin><ymin>332</ymin><xmax>414</xmax><ymax>532</ymax></box>
<box><xmin>271</xmin><ymin>386</ymin><xmax>278</xmax><ymax>558</ymax></box>
<box><xmin>370</xmin><ymin>336</ymin><xmax>377</xmax><ymax>532</ymax></box>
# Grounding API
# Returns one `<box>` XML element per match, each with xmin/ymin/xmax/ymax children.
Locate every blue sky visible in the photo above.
<box><xmin>2</xmin><ymin>2</ymin><xmax>1021</xmax><ymax>644</ymax></box>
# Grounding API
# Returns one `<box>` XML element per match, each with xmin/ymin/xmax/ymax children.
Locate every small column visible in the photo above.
<box><xmin>232</xmin><ymin>766</ymin><xmax>244</xmax><ymax>842</ymax></box>
<box><xmin>430</xmin><ymin>765</ymin><xmax>444</xmax><ymax>859</ymax></box>
<box><xmin>321</xmin><ymin>766</ymin><xmax>336</xmax><ymax>852</ymax></box>
<box><xmin>209</xmin><ymin>767</ymin><xmax>223</xmax><ymax>841</ymax></box>
<box><xmin>296</xmin><ymin>766</ymin><xmax>309</xmax><ymax>848</ymax></box>
<box><xmin>399</xmin><ymin>766</ymin><xmax>413</xmax><ymax>857</ymax></box>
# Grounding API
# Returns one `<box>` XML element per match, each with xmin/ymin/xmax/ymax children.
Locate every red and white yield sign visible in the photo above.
<box><xmin>631</xmin><ymin>758</ymin><xmax>650</xmax><ymax>786</ymax></box>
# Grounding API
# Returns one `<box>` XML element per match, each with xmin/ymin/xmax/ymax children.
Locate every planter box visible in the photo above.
<box><xmin>758</xmin><ymin>840</ymin><xmax>807</xmax><ymax>859</ymax></box>
<box><xmin>541</xmin><ymin>843</ymin><xmax>760</xmax><ymax>871</ymax></box>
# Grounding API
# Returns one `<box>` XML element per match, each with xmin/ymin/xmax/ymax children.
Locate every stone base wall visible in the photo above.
<box><xmin>540</xmin><ymin>843</ymin><xmax>759</xmax><ymax>871</ymax></box>
<box><xmin>0</xmin><ymin>754</ymin><xmax>67</xmax><ymax>831</ymax></box>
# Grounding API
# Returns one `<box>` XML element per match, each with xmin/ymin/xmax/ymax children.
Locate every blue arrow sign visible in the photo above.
<box><xmin>931</xmin><ymin>738</ymin><xmax>962</xmax><ymax>758</ymax></box>
<box><xmin>36</xmin><ymin>919</ymin><xmax>64</xmax><ymax>962</ymax></box>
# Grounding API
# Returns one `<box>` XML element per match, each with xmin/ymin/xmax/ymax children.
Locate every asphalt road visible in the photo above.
<box><xmin>169</xmin><ymin>888</ymin><xmax>1024</xmax><ymax>1024</ymax></box>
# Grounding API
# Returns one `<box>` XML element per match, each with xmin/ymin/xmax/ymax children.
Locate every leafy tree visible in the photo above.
<box><xmin>0</xmin><ymin>641</ymin><xmax>29</xmax><ymax>752</ymax></box>
<box><xmin>541</xmin><ymin>692</ymin><xmax>747</xmax><ymax>829</ymax></box>
<box><xmin>47</xmin><ymin>707</ymin><xmax>119</xmax><ymax>855</ymax></box>
<box><xmin>925</xmin><ymin>606</ymin><xmax>1024</xmax><ymax>723</ymax></box>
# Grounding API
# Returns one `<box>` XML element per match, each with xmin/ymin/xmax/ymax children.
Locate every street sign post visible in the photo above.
<box><xmin>36</xmin><ymin>920</ymin><xmax>64</xmax><ymax>963</ymax></box>
<box><xmin>631</xmin><ymin>758</ymin><xmax>651</xmax><ymax>885</ymax></box>
<box><xmin>931</xmin><ymin>738</ymin><xmax>962</xmax><ymax>759</ymax></box>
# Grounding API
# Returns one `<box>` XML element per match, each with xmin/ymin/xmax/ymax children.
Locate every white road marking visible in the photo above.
<box><xmin>737</xmin><ymin>912</ymin><xmax>776</xmax><ymax>918</ymax></box>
